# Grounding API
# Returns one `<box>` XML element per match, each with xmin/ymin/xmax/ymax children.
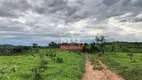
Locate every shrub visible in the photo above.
<box><xmin>120</xmin><ymin>66</ymin><xmax>142</xmax><ymax>80</ymax></box>
<box><xmin>56</xmin><ymin>57</ymin><xmax>64</xmax><ymax>63</ymax></box>
<box><xmin>0</xmin><ymin>65</ymin><xmax>17</xmax><ymax>80</ymax></box>
<box><xmin>32</xmin><ymin>66</ymin><xmax>44</xmax><ymax>80</ymax></box>
<box><xmin>45</xmin><ymin>49</ymin><xmax>56</xmax><ymax>59</ymax></box>
<box><xmin>127</xmin><ymin>53</ymin><xmax>133</xmax><ymax>60</ymax></box>
<box><xmin>31</xmin><ymin>49</ymin><xmax>48</xmax><ymax>80</ymax></box>
<box><xmin>40</xmin><ymin>60</ymin><xmax>48</xmax><ymax>69</ymax></box>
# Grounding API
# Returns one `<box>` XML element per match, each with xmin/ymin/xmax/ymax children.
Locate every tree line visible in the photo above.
<box><xmin>0</xmin><ymin>37</ymin><xmax>141</xmax><ymax>56</ymax></box>
<box><xmin>84</xmin><ymin>36</ymin><xmax>142</xmax><ymax>53</ymax></box>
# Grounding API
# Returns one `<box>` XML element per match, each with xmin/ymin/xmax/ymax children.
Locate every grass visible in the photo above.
<box><xmin>89</xmin><ymin>52</ymin><xmax>142</xmax><ymax>80</ymax></box>
<box><xmin>93</xmin><ymin>66</ymin><xmax>103</xmax><ymax>71</ymax></box>
<box><xmin>0</xmin><ymin>49</ymin><xmax>85</xmax><ymax>80</ymax></box>
<box><xmin>88</xmin><ymin>55</ymin><xmax>103</xmax><ymax>71</ymax></box>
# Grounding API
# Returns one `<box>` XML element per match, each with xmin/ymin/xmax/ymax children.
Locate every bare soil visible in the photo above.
<box><xmin>81</xmin><ymin>55</ymin><xmax>124</xmax><ymax>80</ymax></box>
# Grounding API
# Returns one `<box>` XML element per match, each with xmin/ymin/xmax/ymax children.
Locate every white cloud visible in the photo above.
<box><xmin>0</xmin><ymin>0</ymin><xmax>142</xmax><ymax>45</ymax></box>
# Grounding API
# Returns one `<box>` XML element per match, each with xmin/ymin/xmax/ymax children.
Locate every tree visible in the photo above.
<box><xmin>95</xmin><ymin>35</ymin><xmax>105</xmax><ymax>44</ymax></box>
<box><xmin>95</xmin><ymin>35</ymin><xmax>106</xmax><ymax>54</ymax></box>
<box><xmin>95</xmin><ymin>36</ymin><xmax>100</xmax><ymax>44</ymax></box>
<box><xmin>111</xmin><ymin>46</ymin><xmax>116</xmax><ymax>55</ymax></box>
<box><xmin>48</xmin><ymin>42</ymin><xmax>59</xmax><ymax>48</ymax></box>
<box><xmin>84</xmin><ymin>43</ymin><xmax>88</xmax><ymax>52</ymax></box>
<box><xmin>32</xmin><ymin>43</ymin><xmax>39</xmax><ymax>54</ymax></box>
<box><xmin>33</xmin><ymin>43</ymin><xmax>38</xmax><ymax>48</ymax></box>
<box><xmin>100</xmin><ymin>35</ymin><xmax>105</xmax><ymax>43</ymax></box>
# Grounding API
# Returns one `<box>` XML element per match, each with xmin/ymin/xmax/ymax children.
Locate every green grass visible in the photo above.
<box><xmin>93</xmin><ymin>66</ymin><xmax>103</xmax><ymax>71</ymax></box>
<box><xmin>0</xmin><ymin>50</ymin><xmax>85</xmax><ymax>80</ymax></box>
<box><xmin>89</xmin><ymin>52</ymin><xmax>142</xmax><ymax>80</ymax></box>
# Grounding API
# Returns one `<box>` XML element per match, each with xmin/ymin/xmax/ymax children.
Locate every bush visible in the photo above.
<box><xmin>0</xmin><ymin>65</ymin><xmax>17</xmax><ymax>79</ymax></box>
<box><xmin>56</xmin><ymin>57</ymin><xmax>64</xmax><ymax>63</ymax></box>
<box><xmin>120</xmin><ymin>66</ymin><xmax>142</xmax><ymax>80</ymax></box>
<box><xmin>32</xmin><ymin>66</ymin><xmax>44</xmax><ymax>80</ymax></box>
<box><xmin>127</xmin><ymin>53</ymin><xmax>134</xmax><ymax>60</ymax></box>
<box><xmin>40</xmin><ymin>60</ymin><xmax>48</xmax><ymax>69</ymax></box>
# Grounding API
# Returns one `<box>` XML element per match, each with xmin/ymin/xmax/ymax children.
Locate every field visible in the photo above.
<box><xmin>89</xmin><ymin>52</ymin><xmax>142</xmax><ymax>80</ymax></box>
<box><xmin>0</xmin><ymin>43</ymin><xmax>142</xmax><ymax>80</ymax></box>
<box><xmin>0</xmin><ymin>49</ymin><xmax>85</xmax><ymax>80</ymax></box>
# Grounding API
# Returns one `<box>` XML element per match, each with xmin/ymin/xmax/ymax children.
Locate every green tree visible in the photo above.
<box><xmin>100</xmin><ymin>35</ymin><xmax>105</xmax><ymax>43</ymax></box>
<box><xmin>95</xmin><ymin>36</ymin><xmax>100</xmax><ymax>44</ymax></box>
<box><xmin>95</xmin><ymin>35</ymin><xmax>106</xmax><ymax>54</ymax></box>
<box><xmin>33</xmin><ymin>43</ymin><xmax>38</xmax><ymax>48</ymax></box>
<box><xmin>48</xmin><ymin>42</ymin><xmax>58</xmax><ymax>48</ymax></box>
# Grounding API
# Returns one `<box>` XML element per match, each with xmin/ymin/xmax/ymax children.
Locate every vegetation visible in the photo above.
<box><xmin>86</xmin><ymin>36</ymin><xmax>142</xmax><ymax>80</ymax></box>
<box><xmin>0</xmin><ymin>49</ymin><xmax>85</xmax><ymax>80</ymax></box>
<box><xmin>0</xmin><ymin>36</ymin><xmax>141</xmax><ymax>80</ymax></box>
<box><xmin>0</xmin><ymin>65</ymin><xmax>17</xmax><ymax>80</ymax></box>
<box><xmin>0</xmin><ymin>45</ymin><xmax>31</xmax><ymax>56</ymax></box>
<box><xmin>89</xmin><ymin>52</ymin><xmax>142</xmax><ymax>80</ymax></box>
<box><xmin>83</xmin><ymin>35</ymin><xmax>142</xmax><ymax>53</ymax></box>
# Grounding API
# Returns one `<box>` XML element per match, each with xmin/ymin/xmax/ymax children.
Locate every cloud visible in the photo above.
<box><xmin>121</xmin><ymin>0</ymin><xmax>131</xmax><ymax>6</ymax></box>
<box><xmin>0</xmin><ymin>0</ymin><xmax>142</xmax><ymax>45</ymax></box>
<box><xmin>131</xmin><ymin>0</ymin><xmax>142</xmax><ymax>7</ymax></box>
<box><xmin>103</xmin><ymin>0</ymin><xmax>120</xmax><ymax>6</ymax></box>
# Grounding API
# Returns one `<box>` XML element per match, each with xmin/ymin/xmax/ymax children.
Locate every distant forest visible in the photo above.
<box><xmin>0</xmin><ymin>41</ymin><xmax>142</xmax><ymax>56</ymax></box>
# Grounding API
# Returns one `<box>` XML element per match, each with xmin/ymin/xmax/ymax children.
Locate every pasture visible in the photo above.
<box><xmin>0</xmin><ymin>50</ymin><xmax>85</xmax><ymax>80</ymax></box>
<box><xmin>89</xmin><ymin>52</ymin><xmax>142</xmax><ymax>80</ymax></box>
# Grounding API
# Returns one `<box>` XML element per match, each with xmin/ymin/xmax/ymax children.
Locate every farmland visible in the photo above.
<box><xmin>0</xmin><ymin>0</ymin><xmax>142</xmax><ymax>79</ymax></box>
<box><xmin>0</xmin><ymin>49</ymin><xmax>85</xmax><ymax>80</ymax></box>
<box><xmin>89</xmin><ymin>52</ymin><xmax>142</xmax><ymax>80</ymax></box>
<box><xmin>0</xmin><ymin>41</ymin><xmax>142</xmax><ymax>80</ymax></box>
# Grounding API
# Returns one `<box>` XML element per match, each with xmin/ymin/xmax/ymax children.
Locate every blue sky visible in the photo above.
<box><xmin>0</xmin><ymin>0</ymin><xmax>142</xmax><ymax>45</ymax></box>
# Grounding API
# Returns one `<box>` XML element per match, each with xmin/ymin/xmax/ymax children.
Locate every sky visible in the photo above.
<box><xmin>0</xmin><ymin>0</ymin><xmax>142</xmax><ymax>45</ymax></box>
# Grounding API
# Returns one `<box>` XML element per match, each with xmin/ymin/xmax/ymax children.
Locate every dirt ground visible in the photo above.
<box><xmin>81</xmin><ymin>55</ymin><xmax>124</xmax><ymax>80</ymax></box>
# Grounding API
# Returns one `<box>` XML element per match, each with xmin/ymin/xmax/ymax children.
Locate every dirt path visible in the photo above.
<box><xmin>81</xmin><ymin>55</ymin><xmax>124</xmax><ymax>80</ymax></box>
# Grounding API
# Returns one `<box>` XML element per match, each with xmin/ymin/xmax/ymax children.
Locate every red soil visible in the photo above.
<box><xmin>81</xmin><ymin>55</ymin><xmax>124</xmax><ymax>80</ymax></box>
